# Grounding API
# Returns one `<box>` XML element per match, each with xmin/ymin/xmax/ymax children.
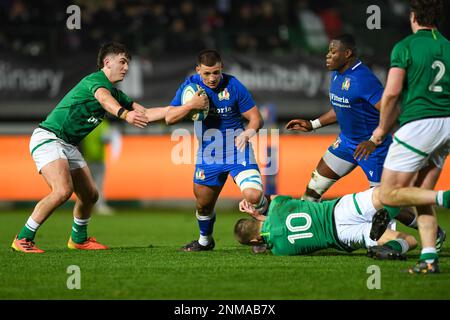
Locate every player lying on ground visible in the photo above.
<box><xmin>235</xmin><ymin>187</ymin><xmax>430</xmax><ymax>259</ymax></box>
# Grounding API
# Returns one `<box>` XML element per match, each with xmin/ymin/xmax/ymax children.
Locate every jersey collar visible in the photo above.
<box><xmin>339</xmin><ymin>60</ymin><xmax>362</xmax><ymax>76</ymax></box>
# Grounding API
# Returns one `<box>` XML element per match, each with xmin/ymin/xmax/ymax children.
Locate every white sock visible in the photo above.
<box><xmin>25</xmin><ymin>217</ymin><xmax>41</xmax><ymax>232</ymax></box>
<box><xmin>74</xmin><ymin>217</ymin><xmax>91</xmax><ymax>226</ymax></box>
<box><xmin>422</xmin><ymin>247</ymin><xmax>437</xmax><ymax>263</ymax></box>
<box><xmin>395</xmin><ymin>238</ymin><xmax>410</xmax><ymax>254</ymax></box>
<box><xmin>198</xmin><ymin>235</ymin><xmax>212</xmax><ymax>246</ymax></box>
<box><xmin>436</xmin><ymin>190</ymin><xmax>444</xmax><ymax>206</ymax></box>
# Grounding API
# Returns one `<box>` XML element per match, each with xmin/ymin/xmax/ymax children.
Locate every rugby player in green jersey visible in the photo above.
<box><xmin>235</xmin><ymin>187</ymin><xmax>418</xmax><ymax>259</ymax></box>
<box><xmin>370</xmin><ymin>0</ymin><xmax>450</xmax><ymax>273</ymax></box>
<box><xmin>11</xmin><ymin>42</ymin><xmax>208</xmax><ymax>253</ymax></box>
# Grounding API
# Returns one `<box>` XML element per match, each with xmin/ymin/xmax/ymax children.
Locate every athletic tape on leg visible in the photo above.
<box><xmin>307</xmin><ymin>169</ymin><xmax>337</xmax><ymax>196</ymax></box>
<box><xmin>235</xmin><ymin>169</ymin><xmax>263</xmax><ymax>192</ymax></box>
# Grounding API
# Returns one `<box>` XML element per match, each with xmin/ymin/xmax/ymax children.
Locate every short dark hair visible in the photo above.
<box><xmin>333</xmin><ymin>34</ymin><xmax>357</xmax><ymax>57</ymax></box>
<box><xmin>197</xmin><ymin>49</ymin><xmax>222</xmax><ymax>67</ymax></box>
<box><xmin>234</xmin><ymin>219</ymin><xmax>260</xmax><ymax>245</ymax></box>
<box><xmin>410</xmin><ymin>0</ymin><xmax>443</xmax><ymax>27</ymax></box>
<box><xmin>97</xmin><ymin>42</ymin><xmax>131</xmax><ymax>69</ymax></box>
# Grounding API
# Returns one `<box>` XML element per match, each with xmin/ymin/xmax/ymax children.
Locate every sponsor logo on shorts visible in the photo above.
<box><xmin>332</xmin><ymin>137</ymin><xmax>341</xmax><ymax>149</ymax></box>
<box><xmin>195</xmin><ymin>168</ymin><xmax>205</xmax><ymax>181</ymax></box>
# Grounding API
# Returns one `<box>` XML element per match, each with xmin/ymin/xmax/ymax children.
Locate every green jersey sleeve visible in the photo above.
<box><xmin>84</xmin><ymin>71</ymin><xmax>113</xmax><ymax>96</ymax></box>
<box><xmin>115</xmin><ymin>89</ymin><xmax>134</xmax><ymax>110</ymax></box>
<box><xmin>390</xmin><ymin>41</ymin><xmax>410</xmax><ymax>69</ymax></box>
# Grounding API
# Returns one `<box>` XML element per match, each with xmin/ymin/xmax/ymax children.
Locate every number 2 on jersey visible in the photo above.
<box><xmin>286</xmin><ymin>212</ymin><xmax>313</xmax><ymax>244</ymax></box>
<box><xmin>428</xmin><ymin>60</ymin><xmax>445</xmax><ymax>93</ymax></box>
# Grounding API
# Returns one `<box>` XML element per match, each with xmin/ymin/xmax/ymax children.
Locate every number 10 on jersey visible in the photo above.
<box><xmin>286</xmin><ymin>213</ymin><xmax>313</xmax><ymax>244</ymax></box>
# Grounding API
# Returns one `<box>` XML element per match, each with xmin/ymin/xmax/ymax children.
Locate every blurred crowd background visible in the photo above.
<box><xmin>1</xmin><ymin>0</ymin><xmax>423</xmax><ymax>58</ymax></box>
<box><xmin>0</xmin><ymin>0</ymin><xmax>449</xmax><ymax>126</ymax></box>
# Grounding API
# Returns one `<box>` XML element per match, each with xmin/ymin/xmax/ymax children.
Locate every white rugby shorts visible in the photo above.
<box><xmin>334</xmin><ymin>188</ymin><xmax>395</xmax><ymax>249</ymax></box>
<box><xmin>29</xmin><ymin>127</ymin><xmax>86</xmax><ymax>172</ymax></box>
<box><xmin>384</xmin><ymin>118</ymin><xmax>450</xmax><ymax>172</ymax></box>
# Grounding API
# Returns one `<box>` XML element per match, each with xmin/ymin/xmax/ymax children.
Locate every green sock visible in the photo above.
<box><xmin>18</xmin><ymin>225</ymin><xmax>36</xmax><ymax>241</ymax></box>
<box><xmin>71</xmin><ymin>218</ymin><xmax>90</xmax><ymax>244</ymax></box>
<box><xmin>384</xmin><ymin>205</ymin><xmax>400</xmax><ymax>220</ymax></box>
<box><xmin>443</xmin><ymin>190</ymin><xmax>450</xmax><ymax>208</ymax></box>
<box><xmin>18</xmin><ymin>217</ymin><xmax>40</xmax><ymax>241</ymax></box>
<box><xmin>384</xmin><ymin>240</ymin><xmax>402</xmax><ymax>252</ymax></box>
<box><xmin>420</xmin><ymin>252</ymin><xmax>438</xmax><ymax>262</ymax></box>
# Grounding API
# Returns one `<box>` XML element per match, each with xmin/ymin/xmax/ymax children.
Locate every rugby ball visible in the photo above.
<box><xmin>181</xmin><ymin>83</ymin><xmax>209</xmax><ymax>121</ymax></box>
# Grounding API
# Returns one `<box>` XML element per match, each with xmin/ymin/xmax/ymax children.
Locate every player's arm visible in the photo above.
<box><xmin>165</xmin><ymin>91</ymin><xmax>209</xmax><ymax>125</ymax></box>
<box><xmin>353</xmin><ymin>100</ymin><xmax>383</xmax><ymax>160</ymax></box>
<box><xmin>285</xmin><ymin>108</ymin><xmax>337</xmax><ymax>132</ymax></box>
<box><xmin>235</xmin><ymin>106</ymin><xmax>264</xmax><ymax>152</ymax></box>
<box><xmin>94</xmin><ymin>88</ymin><xmax>148</xmax><ymax>128</ymax></box>
<box><xmin>131</xmin><ymin>102</ymin><xmax>169</xmax><ymax>123</ymax></box>
<box><xmin>371</xmin><ymin>67</ymin><xmax>405</xmax><ymax>145</ymax></box>
<box><xmin>239</xmin><ymin>199</ymin><xmax>267</xmax><ymax>221</ymax></box>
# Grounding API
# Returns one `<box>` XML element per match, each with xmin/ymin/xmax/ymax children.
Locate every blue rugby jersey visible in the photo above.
<box><xmin>329</xmin><ymin>60</ymin><xmax>384</xmax><ymax>142</ymax></box>
<box><xmin>171</xmin><ymin>73</ymin><xmax>256</xmax><ymax>162</ymax></box>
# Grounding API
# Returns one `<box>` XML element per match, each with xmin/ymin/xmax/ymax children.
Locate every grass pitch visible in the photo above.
<box><xmin>0</xmin><ymin>208</ymin><xmax>449</xmax><ymax>300</ymax></box>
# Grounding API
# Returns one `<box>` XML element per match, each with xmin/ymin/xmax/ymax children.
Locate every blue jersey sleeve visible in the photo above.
<box><xmin>234</xmin><ymin>78</ymin><xmax>256</xmax><ymax>113</ymax></box>
<box><xmin>170</xmin><ymin>79</ymin><xmax>192</xmax><ymax>106</ymax></box>
<box><xmin>357</xmin><ymin>72</ymin><xmax>384</xmax><ymax>107</ymax></box>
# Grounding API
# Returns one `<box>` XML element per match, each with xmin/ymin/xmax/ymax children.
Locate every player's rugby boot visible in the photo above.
<box><xmin>68</xmin><ymin>237</ymin><xmax>109</xmax><ymax>250</ymax></box>
<box><xmin>408</xmin><ymin>260</ymin><xmax>440</xmax><ymax>274</ymax></box>
<box><xmin>369</xmin><ymin>208</ymin><xmax>390</xmax><ymax>241</ymax></box>
<box><xmin>181</xmin><ymin>238</ymin><xmax>215</xmax><ymax>252</ymax></box>
<box><xmin>436</xmin><ymin>226</ymin><xmax>446</xmax><ymax>253</ymax></box>
<box><xmin>367</xmin><ymin>245</ymin><xmax>406</xmax><ymax>260</ymax></box>
<box><xmin>11</xmin><ymin>235</ymin><xmax>44</xmax><ymax>253</ymax></box>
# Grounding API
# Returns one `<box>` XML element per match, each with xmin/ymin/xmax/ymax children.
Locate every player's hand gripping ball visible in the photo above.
<box><xmin>181</xmin><ymin>83</ymin><xmax>209</xmax><ymax>121</ymax></box>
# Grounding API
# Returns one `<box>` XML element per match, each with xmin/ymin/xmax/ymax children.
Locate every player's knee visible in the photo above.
<box><xmin>234</xmin><ymin>169</ymin><xmax>263</xmax><ymax>194</ymax></box>
<box><xmin>307</xmin><ymin>170</ymin><xmax>337</xmax><ymax>196</ymax></box>
<box><xmin>378</xmin><ymin>186</ymin><xmax>395</xmax><ymax>206</ymax></box>
<box><xmin>196</xmin><ymin>204</ymin><xmax>214</xmax><ymax>216</ymax></box>
<box><xmin>53</xmin><ymin>186</ymin><xmax>73</xmax><ymax>204</ymax></box>
<box><xmin>242</xmin><ymin>188</ymin><xmax>263</xmax><ymax>206</ymax></box>
<box><xmin>90</xmin><ymin>188</ymin><xmax>99</xmax><ymax>204</ymax></box>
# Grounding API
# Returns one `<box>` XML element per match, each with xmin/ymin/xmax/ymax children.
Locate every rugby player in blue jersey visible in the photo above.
<box><xmin>286</xmin><ymin>34</ymin><xmax>391</xmax><ymax>202</ymax></box>
<box><xmin>166</xmin><ymin>49</ymin><xmax>266</xmax><ymax>251</ymax></box>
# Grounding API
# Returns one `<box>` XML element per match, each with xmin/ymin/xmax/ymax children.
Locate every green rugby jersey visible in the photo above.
<box><xmin>390</xmin><ymin>29</ymin><xmax>450</xmax><ymax>126</ymax></box>
<box><xmin>40</xmin><ymin>70</ymin><xmax>133</xmax><ymax>145</ymax></box>
<box><xmin>260</xmin><ymin>196</ymin><xmax>347</xmax><ymax>256</ymax></box>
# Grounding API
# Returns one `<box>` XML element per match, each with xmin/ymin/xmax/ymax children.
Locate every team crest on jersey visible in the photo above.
<box><xmin>331</xmin><ymin>137</ymin><xmax>341</xmax><ymax>150</ymax></box>
<box><xmin>195</xmin><ymin>168</ymin><xmax>205</xmax><ymax>180</ymax></box>
<box><xmin>218</xmin><ymin>88</ymin><xmax>230</xmax><ymax>101</ymax></box>
<box><xmin>341</xmin><ymin>78</ymin><xmax>351</xmax><ymax>90</ymax></box>
<box><xmin>87</xmin><ymin>116</ymin><xmax>100</xmax><ymax>125</ymax></box>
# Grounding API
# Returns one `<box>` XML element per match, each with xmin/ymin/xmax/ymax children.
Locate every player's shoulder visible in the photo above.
<box><xmin>223</xmin><ymin>73</ymin><xmax>242</xmax><ymax>87</ymax></box>
<box><xmin>81</xmin><ymin>70</ymin><xmax>111</xmax><ymax>88</ymax></box>
<box><xmin>182</xmin><ymin>74</ymin><xmax>201</xmax><ymax>86</ymax></box>
<box><xmin>223</xmin><ymin>73</ymin><xmax>250</xmax><ymax>94</ymax></box>
<box><xmin>350</xmin><ymin>61</ymin><xmax>372</xmax><ymax>75</ymax></box>
<box><xmin>351</xmin><ymin>62</ymin><xmax>380</xmax><ymax>82</ymax></box>
<box><xmin>392</xmin><ymin>34</ymin><xmax>416</xmax><ymax>52</ymax></box>
<box><xmin>83</xmin><ymin>70</ymin><xmax>107</xmax><ymax>82</ymax></box>
<box><xmin>268</xmin><ymin>195</ymin><xmax>293</xmax><ymax>212</ymax></box>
